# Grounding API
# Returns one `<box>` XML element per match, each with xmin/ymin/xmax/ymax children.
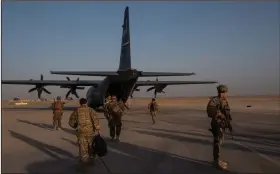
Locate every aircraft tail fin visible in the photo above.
<box><xmin>118</xmin><ymin>6</ymin><xmax>131</xmax><ymax>71</ymax></box>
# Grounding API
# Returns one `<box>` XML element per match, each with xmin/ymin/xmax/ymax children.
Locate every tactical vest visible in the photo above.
<box><xmin>150</xmin><ymin>102</ymin><xmax>157</xmax><ymax>111</ymax></box>
<box><xmin>54</xmin><ymin>101</ymin><xmax>63</xmax><ymax>112</ymax></box>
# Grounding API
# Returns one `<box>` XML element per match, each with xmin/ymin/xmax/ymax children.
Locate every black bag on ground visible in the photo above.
<box><xmin>92</xmin><ymin>134</ymin><xmax>108</xmax><ymax>157</ymax></box>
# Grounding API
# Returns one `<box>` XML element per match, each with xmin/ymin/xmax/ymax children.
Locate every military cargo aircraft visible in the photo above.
<box><xmin>2</xmin><ymin>7</ymin><xmax>218</xmax><ymax>109</ymax></box>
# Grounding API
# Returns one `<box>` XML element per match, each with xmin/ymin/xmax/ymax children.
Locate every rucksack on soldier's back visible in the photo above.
<box><xmin>109</xmin><ymin>102</ymin><xmax>123</xmax><ymax>117</ymax></box>
<box><xmin>92</xmin><ymin>134</ymin><xmax>108</xmax><ymax>157</ymax></box>
<box><xmin>206</xmin><ymin>97</ymin><xmax>219</xmax><ymax>118</ymax></box>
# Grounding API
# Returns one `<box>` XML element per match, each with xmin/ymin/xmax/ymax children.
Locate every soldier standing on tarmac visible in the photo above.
<box><xmin>206</xmin><ymin>84</ymin><xmax>230</xmax><ymax>170</ymax></box>
<box><xmin>51</xmin><ymin>96</ymin><xmax>65</xmax><ymax>130</ymax></box>
<box><xmin>148</xmin><ymin>98</ymin><xmax>159</xmax><ymax>124</ymax></box>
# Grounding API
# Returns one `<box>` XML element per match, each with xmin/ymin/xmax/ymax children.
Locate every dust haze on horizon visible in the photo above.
<box><xmin>1</xmin><ymin>2</ymin><xmax>279</xmax><ymax>100</ymax></box>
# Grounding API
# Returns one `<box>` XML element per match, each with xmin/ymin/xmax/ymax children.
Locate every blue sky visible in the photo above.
<box><xmin>2</xmin><ymin>1</ymin><xmax>279</xmax><ymax>99</ymax></box>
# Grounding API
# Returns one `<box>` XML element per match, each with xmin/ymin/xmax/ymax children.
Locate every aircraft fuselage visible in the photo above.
<box><xmin>86</xmin><ymin>71</ymin><xmax>139</xmax><ymax>108</ymax></box>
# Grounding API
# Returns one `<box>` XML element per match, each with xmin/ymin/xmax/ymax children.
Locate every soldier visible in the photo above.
<box><xmin>51</xmin><ymin>96</ymin><xmax>64</xmax><ymax>130</ymax></box>
<box><xmin>104</xmin><ymin>95</ymin><xmax>112</xmax><ymax>120</ymax></box>
<box><xmin>206</xmin><ymin>84</ymin><xmax>230</xmax><ymax>170</ymax></box>
<box><xmin>148</xmin><ymin>98</ymin><xmax>159</xmax><ymax>124</ymax></box>
<box><xmin>106</xmin><ymin>95</ymin><xmax>112</xmax><ymax>103</ymax></box>
<box><xmin>107</xmin><ymin>95</ymin><xmax>125</xmax><ymax>141</ymax></box>
<box><xmin>68</xmin><ymin>98</ymin><xmax>101</xmax><ymax>171</ymax></box>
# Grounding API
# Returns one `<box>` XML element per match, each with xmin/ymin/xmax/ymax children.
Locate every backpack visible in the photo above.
<box><xmin>92</xmin><ymin>134</ymin><xmax>108</xmax><ymax>157</ymax></box>
<box><xmin>206</xmin><ymin>97</ymin><xmax>219</xmax><ymax>118</ymax></box>
<box><xmin>109</xmin><ymin>102</ymin><xmax>123</xmax><ymax>118</ymax></box>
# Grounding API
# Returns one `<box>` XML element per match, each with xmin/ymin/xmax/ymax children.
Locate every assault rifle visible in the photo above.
<box><xmin>220</xmin><ymin>104</ymin><xmax>234</xmax><ymax>139</ymax></box>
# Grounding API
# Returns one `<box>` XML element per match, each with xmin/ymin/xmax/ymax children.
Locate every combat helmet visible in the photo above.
<box><xmin>217</xmin><ymin>84</ymin><xmax>228</xmax><ymax>93</ymax></box>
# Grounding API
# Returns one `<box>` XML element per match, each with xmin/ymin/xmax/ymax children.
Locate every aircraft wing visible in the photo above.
<box><xmin>140</xmin><ymin>72</ymin><xmax>196</xmax><ymax>77</ymax></box>
<box><xmin>50</xmin><ymin>71</ymin><xmax>196</xmax><ymax>77</ymax></box>
<box><xmin>1</xmin><ymin>80</ymin><xmax>101</xmax><ymax>87</ymax></box>
<box><xmin>136</xmin><ymin>80</ymin><xmax>218</xmax><ymax>86</ymax></box>
<box><xmin>50</xmin><ymin>71</ymin><xmax>118</xmax><ymax>76</ymax></box>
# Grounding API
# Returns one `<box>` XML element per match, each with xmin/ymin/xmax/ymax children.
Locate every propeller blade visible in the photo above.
<box><xmin>74</xmin><ymin>92</ymin><xmax>79</xmax><ymax>98</ymax></box>
<box><xmin>38</xmin><ymin>90</ymin><xmax>42</xmax><ymax>99</ymax></box>
<box><xmin>42</xmin><ymin>88</ymin><xmax>51</xmax><ymax>94</ymax></box>
<box><xmin>41</xmin><ymin>74</ymin><xmax>43</xmax><ymax>80</ymax></box>
<box><xmin>28</xmin><ymin>87</ymin><xmax>37</xmax><ymax>93</ymax></box>
<box><xmin>147</xmin><ymin>87</ymin><xmax>155</xmax><ymax>92</ymax></box>
<box><xmin>66</xmin><ymin>77</ymin><xmax>70</xmax><ymax>81</ymax></box>
<box><xmin>66</xmin><ymin>90</ymin><xmax>71</xmax><ymax>98</ymax></box>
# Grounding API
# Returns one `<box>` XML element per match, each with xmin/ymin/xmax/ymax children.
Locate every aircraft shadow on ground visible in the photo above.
<box><xmin>16</xmin><ymin>119</ymin><xmax>77</xmax><ymax>135</ymax></box>
<box><xmin>131</xmin><ymin>128</ymin><xmax>280</xmax><ymax>159</ymax></box>
<box><xmin>8</xmin><ymin>130</ymin><xmax>235</xmax><ymax>174</ymax></box>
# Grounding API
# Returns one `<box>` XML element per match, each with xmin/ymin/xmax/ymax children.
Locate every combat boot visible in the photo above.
<box><xmin>213</xmin><ymin>160</ymin><xmax>227</xmax><ymax>170</ymax></box>
<box><xmin>89</xmin><ymin>154</ymin><xmax>97</xmax><ymax>165</ymax></box>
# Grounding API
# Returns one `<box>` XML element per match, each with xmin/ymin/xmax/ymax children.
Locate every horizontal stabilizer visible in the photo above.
<box><xmin>140</xmin><ymin>72</ymin><xmax>196</xmax><ymax>77</ymax></box>
<box><xmin>136</xmin><ymin>80</ymin><xmax>218</xmax><ymax>86</ymax></box>
<box><xmin>50</xmin><ymin>71</ymin><xmax>118</xmax><ymax>76</ymax></box>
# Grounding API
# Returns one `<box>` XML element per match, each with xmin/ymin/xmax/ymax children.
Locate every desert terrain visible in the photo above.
<box><xmin>1</xmin><ymin>96</ymin><xmax>280</xmax><ymax>173</ymax></box>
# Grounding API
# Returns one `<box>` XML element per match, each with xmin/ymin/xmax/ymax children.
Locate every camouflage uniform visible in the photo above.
<box><xmin>104</xmin><ymin>96</ymin><xmax>112</xmax><ymax>120</ymax></box>
<box><xmin>107</xmin><ymin>96</ymin><xmax>126</xmax><ymax>141</ymax></box>
<box><xmin>119</xmin><ymin>100</ymin><xmax>130</xmax><ymax>112</ymax></box>
<box><xmin>51</xmin><ymin>96</ymin><xmax>65</xmax><ymax>130</ymax></box>
<box><xmin>206</xmin><ymin>84</ymin><xmax>229</xmax><ymax>170</ymax></box>
<box><xmin>69</xmin><ymin>105</ymin><xmax>101</xmax><ymax>165</ymax></box>
<box><xmin>148</xmin><ymin>99</ymin><xmax>159</xmax><ymax>124</ymax></box>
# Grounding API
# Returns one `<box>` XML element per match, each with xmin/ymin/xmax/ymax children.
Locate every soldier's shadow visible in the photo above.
<box><xmin>16</xmin><ymin>119</ymin><xmax>76</xmax><ymax>135</ymax></box>
<box><xmin>131</xmin><ymin>128</ymin><xmax>280</xmax><ymax>159</ymax></box>
<box><xmin>17</xmin><ymin>119</ymin><xmax>54</xmax><ymax>130</ymax></box>
<box><xmin>14</xmin><ymin>134</ymin><xmax>236</xmax><ymax>174</ymax></box>
<box><xmin>4</xmin><ymin>130</ymin><xmax>77</xmax><ymax>173</ymax></box>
